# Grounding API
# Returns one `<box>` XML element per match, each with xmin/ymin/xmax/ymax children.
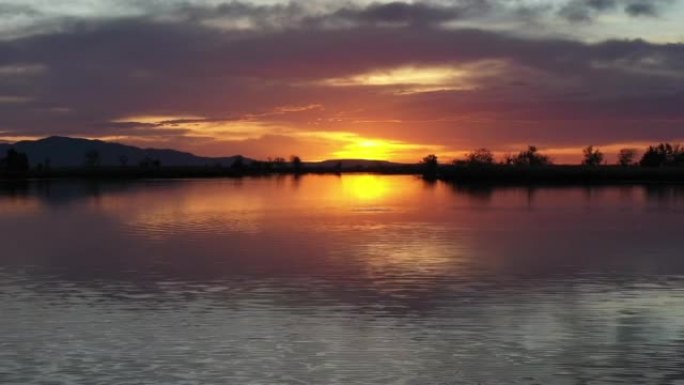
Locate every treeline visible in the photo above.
<box><xmin>422</xmin><ymin>143</ymin><xmax>684</xmax><ymax>184</ymax></box>
<box><xmin>422</xmin><ymin>143</ymin><xmax>684</xmax><ymax>169</ymax></box>
<box><xmin>0</xmin><ymin>148</ymin><xmax>309</xmax><ymax>178</ymax></box>
<box><xmin>4</xmin><ymin>142</ymin><xmax>684</xmax><ymax>183</ymax></box>
<box><xmin>246</xmin><ymin>156</ymin><xmax>304</xmax><ymax>172</ymax></box>
<box><xmin>0</xmin><ymin>149</ymin><xmax>30</xmax><ymax>175</ymax></box>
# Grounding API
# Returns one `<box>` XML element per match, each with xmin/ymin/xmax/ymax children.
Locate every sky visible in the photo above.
<box><xmin>0</xmin><ymin>0</ymin><xmax>683</xmax><ymax>163</ymax></box>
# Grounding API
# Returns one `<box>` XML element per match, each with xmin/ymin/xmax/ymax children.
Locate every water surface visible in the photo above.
<box><xmin>2</xmin><ymin>175</ymin><xmax>684</xmax><ymax>384</ymax></box>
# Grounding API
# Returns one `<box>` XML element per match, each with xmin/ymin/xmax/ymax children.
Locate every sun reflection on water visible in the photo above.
<box><xmin>341</xmin><ymin>174</ymin><xmax>392</xmax><ymax>201</ymax></box>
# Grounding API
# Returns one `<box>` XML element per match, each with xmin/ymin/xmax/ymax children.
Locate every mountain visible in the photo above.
<box><xmin>0</xmin><ymin>136</ymin><xmax>250</xmax><ymax>168</ymax></box>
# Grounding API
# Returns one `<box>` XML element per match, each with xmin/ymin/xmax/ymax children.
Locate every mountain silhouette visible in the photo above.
<box><xmin>0</xmin><ymin>137</ymin><xmax>251</xmax><ymax>167</ymax></box>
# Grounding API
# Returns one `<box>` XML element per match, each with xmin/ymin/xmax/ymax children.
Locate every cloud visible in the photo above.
<box><xmin>0</xmin><ymin>4</ymin><xmax>40</xmax><ymax>17</ymax></box>
<box><xmin>4</xmin><ymin>0</ymin><xmax>677</xmax><ymax>39</ymax></box>
<box><xmin>322</xmin><ymin>1</ymin><xmax>491</xmax><ymax>27</ymax></box>
<box><xmin>558</xmin><ymin>0</ymin><xmax>675</xmax><ymax>22</ymax></box>
<box><xmin>0</xmin><ymin>1</ymin><xmax>683</xmax><ymax>159</ymax></box>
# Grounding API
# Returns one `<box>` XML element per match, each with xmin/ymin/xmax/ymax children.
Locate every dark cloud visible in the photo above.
<box><xmin>160</xmin><ymin>1</ymin><xmax>306</xmax><ymax>27</ymax></box>
<box><xmin>625</xmin><ymin>2</ymin><xmax>658</xmax><ymax>16</ymax></box>
<box><xmin>148</xmin><ymin>0</ymin><xmax>678</xmax><ymax>28</ymax></box>
<box><xmin>325</xmin><ymin>1</ymin><xmax>492</xmax><ymax>26</ymax></box>
<box><xmin>558</xmin><ymin>0</ymin><xmax>673</xmax><ymax>21</ymax></box>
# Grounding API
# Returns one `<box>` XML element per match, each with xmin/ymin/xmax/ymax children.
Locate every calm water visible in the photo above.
<box><xmin>2</xmin><ymin>175</ymin><xmax>684</xmax><ymax>385</ymax></box>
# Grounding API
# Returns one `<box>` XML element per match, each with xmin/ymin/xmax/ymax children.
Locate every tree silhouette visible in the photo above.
<box><xmin>464</xmin><ymin>148</ymin><xmax>494</xmax><ymax>166</ymax></box>
<box><xmin>422</xmin><ymin>154</ymin><xmax>438</xmax><ymax>166</ymax></box>
<box><xmin>421</xmin><ymin>154</ymin><xmax>439</xmax><ymax>178</ymax></box>
<box><xmin>508</xmin><ymin>146</ymin><xmax>551</xmax><ymax>166</ymax></box>
<box><xmin>1</xmin><ymin>148</ymin><xmax>30</xmax><ymax>173</ymax></box>
<box><xmin>290</xmin><ymin>155</ymin><xmax>302</xmax><ymax>173</ymax></box>
<box><xmin>640</xmin><ymin>143</ymin><xmax>684</xmax><ymax>167</ymax></box>
<box><xmin>581</xmin><ymin>145</ymin><xmax>604</xmax><ymax>166</ymax></box>
<box><xmin>118</xmin><ymin>154</ymin><xmax>129</xmax><ymax>167</ymax></box>
<box><xmin>269</xmin><ymin>157</ymin><xmax>287</xmax><ymax>170</ymax></box>
<box><xmin>617</xmin><ymin>148</ymin><xmax>637</xmax><ymax>166</ymax></box>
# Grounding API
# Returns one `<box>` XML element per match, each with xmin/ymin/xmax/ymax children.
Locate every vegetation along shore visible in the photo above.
<box><xmin>3</xmin><ymin>137</ymin><xmax>684</xmax><ymax>185</ymax></box>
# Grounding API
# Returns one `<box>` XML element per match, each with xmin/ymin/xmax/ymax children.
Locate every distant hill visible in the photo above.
<box><xmin>0</xmin><ymin>136</ymin><xmax>413</xmax><ymax>170</ymax></box>
<box><xmin>0</xmin><ymin>136</ymin><xmax>251</xmax><ymax>168</ymax></box>
<box><xmin>310</xmin><ymin>159</ymin><xmax>404</xmax><ymax>169</ymax></box>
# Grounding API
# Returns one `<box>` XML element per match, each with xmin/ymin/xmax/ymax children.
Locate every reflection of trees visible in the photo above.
<box><xmin>421</xmin><ymin>177</ymin><xmax>437</xmax><ymax>190</ymax></box>
<box><xmin>0</xmin><ymin>180</ymin><xmax>187</xmax><ymax>207</ymax></box>
<box><xmin>0</xmin><ymin>180</ymin><xmax>29</xmax><ymax>198</ymax></box>
<box><xmin>443</xmin><ymin>183</ymin><xmax>544</xmax><ymax>207</ymax></box>
<box><xmin>644</xmin><ymin>185</ymin><xmax>684</xmax><ymax>205</ymax></box>
<box><xmin>446</xmin><ymin>183</ymin><xmax>494</xmax><ymax>204</ymax></box>
<box><xmin>582</xmin><ymin>185</ymin><xmax>606</xmax><ymax>202</ymax></box>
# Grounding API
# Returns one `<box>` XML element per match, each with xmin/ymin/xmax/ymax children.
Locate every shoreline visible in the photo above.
<box><xmin>2</xmin><ymin>164</ymin><xmax>684</xmax><ymax>185</ymax></box>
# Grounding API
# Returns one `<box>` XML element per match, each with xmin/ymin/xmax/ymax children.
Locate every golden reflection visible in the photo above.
<box><xmin>73</xmin><ymin>176</ymin><xmax>433</xmax><ymax>239</ymax></box>
<box><xmin>341</xmin><ymin>174</ymin><xmax>392</xmax><ymax>201</ymax></box>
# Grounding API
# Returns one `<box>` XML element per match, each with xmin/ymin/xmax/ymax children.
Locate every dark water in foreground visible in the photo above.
<box><xmin>2</xmin><ymin>175</ymin><xmax>684</xmax><ymax>385</ymax></box>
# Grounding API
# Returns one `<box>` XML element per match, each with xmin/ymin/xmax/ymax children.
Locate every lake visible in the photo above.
<box><xmin>2</xmin><ymin>175</ymin><xmax>684</xmax><ymax>384</ymax></box>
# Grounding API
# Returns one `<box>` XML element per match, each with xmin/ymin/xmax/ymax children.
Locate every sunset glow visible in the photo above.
<box><xmin>1</xmin><ymin>0</ymin><xmax>684</xmax><ymax>162</ymax></box>
<box><xmin>4</xmin><ymin>3</ymin><xmax>684</xmax><ymax>383</ymax></box>
<box><xmin>332</xmin><ymin>138</ymin><xmax>433</xmax><ymax>161</ymax></box>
